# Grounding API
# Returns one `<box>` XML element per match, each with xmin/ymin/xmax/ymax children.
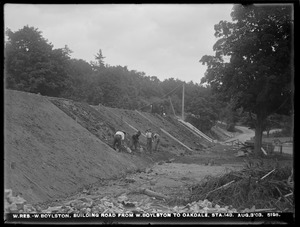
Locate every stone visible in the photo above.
<box><xmin>125</xmin><ymin>178</ymin><xmax>135</xmax><ymax>183</ymax></box>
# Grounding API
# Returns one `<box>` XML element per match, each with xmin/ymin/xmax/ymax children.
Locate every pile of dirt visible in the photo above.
<box><xmin>4</xmin><ymin>90</ymin><xmax>151</xmax><ymax>204</ymax></box>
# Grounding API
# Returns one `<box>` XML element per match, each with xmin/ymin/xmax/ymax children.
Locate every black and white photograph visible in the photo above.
<box><xmin>4</xmin><ymin>3</ymin><xmax>294</xmax><ymax>225</ymax></box>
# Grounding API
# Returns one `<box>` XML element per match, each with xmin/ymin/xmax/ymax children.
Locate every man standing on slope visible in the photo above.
<box><xmin>131</xmin><ymin>130</ymin><xmax>141</xmax><ymax>151</ymax></box>
<box><xmin>145</xmin><ymin>129</ymin><xmax>153</xmax><ymax>154</ymax></box>
<box><xmin>153</xmin><ymin>133</ymin><xmax>160</xmax><ymax>152</ymax></box>
<box><xmin>113</xmin><ymin>130</ymin><xmax>126</xmax><ymax>152</ymax></box>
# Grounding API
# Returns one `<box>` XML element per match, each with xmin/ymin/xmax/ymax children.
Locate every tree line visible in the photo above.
<box><xmin>4</xmin><ymin>25</ymin><xmax>230</xmax><ymax>133</ymax></box>
<box><xmin>4</xmin><ymin>4</ymin><xmax>294</xmax><ymax>149</ymax></box>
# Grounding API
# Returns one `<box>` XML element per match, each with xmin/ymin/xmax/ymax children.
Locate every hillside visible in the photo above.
<box><xmin>4</xmin><ymin>90</ymin><xmax>150</xmax><ymax>204</ymax></box>
<box><xmin>4</xmin><ymin>89</ymin><xmax>294</xmax><ymax>223</ymax></box>
<box><xmin>4</xmin><ymin>89</ymin><xmax>214</xmax><ymax>204</ymax></box>
<box><xmin>49</xmin><ymin>96</ymin><xmax>213</xmax><ymax>155</ymax></box>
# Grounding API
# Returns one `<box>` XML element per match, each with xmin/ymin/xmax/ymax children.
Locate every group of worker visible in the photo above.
<box><xmin>113</xmin><ymin>129</ymin><xmax>160</xmax><ymax>154</ymax></box>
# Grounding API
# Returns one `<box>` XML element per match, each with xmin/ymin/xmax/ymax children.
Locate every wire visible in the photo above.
<box><xmin>139</xmin><ymin>83</ymin><xmax>183</xmax><ymax>110</ymax></box>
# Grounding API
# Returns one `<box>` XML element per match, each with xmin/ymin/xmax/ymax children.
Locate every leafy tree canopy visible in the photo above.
<box><xmin>200</xmin><ymin>4</ymin><xmax>293</xmax><ymax>153</ymax></box>
<box><xmin>5</xmin><ymin>25</ymin><xmax>71</xmax><ymax>96</ymax></box>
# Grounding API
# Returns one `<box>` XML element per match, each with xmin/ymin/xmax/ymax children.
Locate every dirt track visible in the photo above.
<box><xmin>224</xmin><ymin>126</ymin><xmax>255</xmax><ymax>143</ymax></box>
<box><xmin>33</xmin><ymin>148</ymin><xmax>247</xmax><ymax>213</ymax></box>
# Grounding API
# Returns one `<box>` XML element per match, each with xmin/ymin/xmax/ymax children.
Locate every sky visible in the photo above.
<box><xmin>4</xmin><ymin>4</ymin><xmax>234</xmax><ymax>84</ymax></box>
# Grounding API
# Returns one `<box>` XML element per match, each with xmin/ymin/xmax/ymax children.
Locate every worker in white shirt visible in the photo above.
<box><xmin>153</xmin><ymin>133</ymin><xmax>160</xmax><ymax>152</ymax></box>
<box><xmin>145</xmin><ymin>129</ymin><xmax>153</xmax><ymax>154</ymax></box>
<box><xmin>113</xmin><ymin>130</ymin><xmax>126</xmax><ymax>152</ymax></box>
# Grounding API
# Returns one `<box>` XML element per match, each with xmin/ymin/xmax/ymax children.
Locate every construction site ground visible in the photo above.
<box><xmin>4</xmin><ymin>89</ymin><xmax>293</xmax><ymax>220</ymax></box>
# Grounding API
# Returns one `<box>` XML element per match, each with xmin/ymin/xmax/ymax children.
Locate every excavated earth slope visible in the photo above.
<box><xmin>4</xmin><ymin>89</ymin><xmax>213</xmax><ymax>205</ymax></box>
<box><xmin>4</xmin><ymin>90</ymin><xmax>152</xmax><ymax>204</ymax></box>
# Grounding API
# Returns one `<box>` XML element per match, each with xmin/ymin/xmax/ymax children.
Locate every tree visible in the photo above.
<box><xmin>4</xmin><ymin>26</ymin><xmax>72</xmax><ymax>96</ymax></box>
<box><xmin>90</xmin><ymin>49</ymin><xmax>106</xmax><ymax>71</ymax></box>
<box><xmin>200</xmin><ymin>4</ymin><xmax>293</xmax><ymax>154</ymax></box>
<box><xmin>5</xmin><ymin>26</ymin><xmax>71</xmax><ymax>96</ymax></box>
<box><xmin>62</xmin><ymin>58</ymin><xmax>95</xmax><ymax>101</ymax></box>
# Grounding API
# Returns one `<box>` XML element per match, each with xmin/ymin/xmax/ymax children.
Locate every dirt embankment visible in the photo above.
<box><xmin>4</xmin><ymin>89</ymin><xmax>220</xmax><ymax>205</ymax></box>
<box><xmin>4</xmin><ymin>90</ymin><xmax>294</xmax><ymax>219</ymax></box>
<box><xmin>4</xmin><ymin>90</ymin><xmax>153</xmax><ymax>204</ymax></box>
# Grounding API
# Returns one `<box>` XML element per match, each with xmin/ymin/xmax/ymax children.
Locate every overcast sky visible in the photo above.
<box><xmin>4</xmin><ymin>4</ymin><xmax>234</xmax><ymax>83</ymax></box>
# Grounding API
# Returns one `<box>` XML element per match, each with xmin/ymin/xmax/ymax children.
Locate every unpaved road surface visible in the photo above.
<box><xmin>35</xmin><ymin>153</ymin><xmax>245</xmax><ymax>213</ymax></box>
<box><xmin>224</xmin><ymin>126</ymin><xmax>255</xmax><ymax>144</ymax></box>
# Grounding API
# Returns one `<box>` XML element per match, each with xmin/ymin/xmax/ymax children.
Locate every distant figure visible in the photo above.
<box><xmin>153</xmin><ymin>133</ymin><xmax>160</xmax><ymax>152</ymax></box>
<box><xmin>113</xmin><ymin>130</ymin><xmax>126</xmax><ymax>152</ymax></box>
<box><xmin>160</xmin><ymin>105</ymin><xmax>164</xmax><ymax>116</ymax></box>
<box><xmin>145</xmin><ymin>129</ymin><xmax>153</xmax><ymax>154</ymax></box>
<box><xmin>131</xmin><ymin>131</ymin><xmax>141</xmax><ymax>151</ymax></box>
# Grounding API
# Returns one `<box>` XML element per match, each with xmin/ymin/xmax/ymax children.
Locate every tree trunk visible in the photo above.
<box><xmin>254</xmin><ymin>113</ymin><xmax>266</xmax><ymax>155</ymax></box>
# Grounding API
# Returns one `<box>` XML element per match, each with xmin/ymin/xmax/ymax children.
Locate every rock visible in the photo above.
<box><xmin>173</xmin><ymin>206</ymin><xmax>179</xmax><ymax>212</ymax></box>
<box><xmin>42</xmin><ymin>205</ymin><xmax>63</xmax><ymax>213</ymax></box>
<box><xmin>122</xmin><ymin>201</ymin><xmax>136</xmax><ymax>208</ymax></box>
<box><xmin>125</xmin><ymin>178</ymin><xmax>135</xmax><ymax>183</ymax></box>
<box><xmin>14</xmin><ymin>195</ymin><xmax>27</xmax><ymax>205</ymax></box>
<box><xmin>5</xmin><ymin>189</ymin><xmax>13</xmax><ymax>198</ymax></box>
<box><xmin>9</xmin><ymin>204</ymin><xmax>19</xmax><ymax>212</ymax></box>
<box><xmin>4</xmin><ymin>189</ymin><xmax>244</xmax><ymax>215</ymax></box>
<box><xmin>207</xmin><ymin>201</ymin><xmax>212</xmax><ymax>208</ymax></box>
<box><xmin>136</xmin><ymin>168</ymin><xmax>145</xmax><ymax>173</ymax></box>
<box><xmin>235</xmin><ymin>150</ymin><xmax>246</xmax><ymax>157</ymax></box>
<box><xmin>126</xmin><ymin>147</ymin><xmax>132</xmax><ymax>153</ymax></box>
<box><xmin>190</xmin><ymin>204</ymin><xmax>200</xmax><ymax>212</ymax></box>
<box><xmin>117</xmin><ymin>194</ymin><xmax>128</xmax><ymax>203</ymax></box>
<box><xmin>23</xmin><ymin>204</ymin><xmax>36</xmax><ymax>213</ymax></box>
<box><xmin>217</xmin><ymin>208</ymin><xmax>228</xmax><ymax>213</ymax></box>
<box><xmin>91</xmin><ymin>206</ymin><xmax>102</xmax><ymax>213</ymax></box>
<box><xmin>35</xmin><ymin>205</ymin><xmax>43</xmax><ymax>212</ymax></box>
<box><xmin>103</xmin><ymin>201</ymin><xmax>114</xmax><ymax>208</ymax></box>
<box><xmin>78</xmin><ymin>197</ymin><xmax>91</xmax><ymax>203</ymax></box>
<box><xmin>150</xmin><ymin>180</ymin><xmax>156</xmax><ymax>186</ymax></box>
<box><xmin>132</xmin><ymin>209</ymin><xmax>143</xmax><ymax>214</ymax></box>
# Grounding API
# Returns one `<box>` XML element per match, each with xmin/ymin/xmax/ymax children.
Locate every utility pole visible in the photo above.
<box><xmin>182</xmin><ymin>83</ymin><xmax>185</xmax><ymax>120</ymax></box>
